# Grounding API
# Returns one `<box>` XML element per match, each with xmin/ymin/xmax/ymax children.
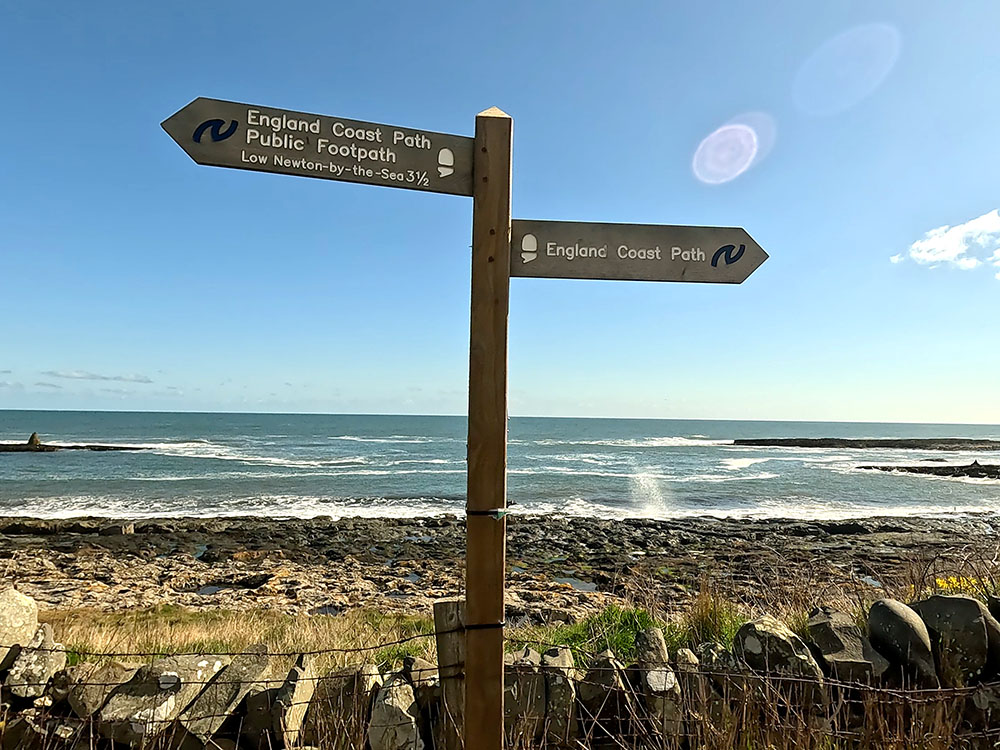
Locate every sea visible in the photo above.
<box><xmin>1</xmin><ymin>411</ymin><xmax>998</xmax><ymax>521</ymax></box>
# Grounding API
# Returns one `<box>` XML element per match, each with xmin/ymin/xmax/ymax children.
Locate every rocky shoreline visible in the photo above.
<box><xmin>1</xmin><ymin>513</ymin><xmax>999</xmax><ymax>622</ymax></box>
<box><xmin>859</xmin><ymin>460</ymin><xmax>1000</xmax><ymax>480</ymax></box>
<box><xmin>733</xmin><ymin>437</ymin><xmax>1000</xmax><ymax>450</ymax></box>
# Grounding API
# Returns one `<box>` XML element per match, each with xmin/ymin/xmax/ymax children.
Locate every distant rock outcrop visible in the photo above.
<box><xmin>859</xmin><ymin>462</ymin><xmax>1000</xmax><ymax>480</ymax></box>
<box><xmin>0</xmin><ymin>434</ymin><xmax>146</xmax><ymax>453</ymax></box>
<box><xmin>733</xmin><ymin>438</ymin><xmax>1000</xmax><ymax>451</ymax></box>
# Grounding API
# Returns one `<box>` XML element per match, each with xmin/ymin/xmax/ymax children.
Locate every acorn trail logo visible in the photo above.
<box><xmin>520</xmin><ymin>234</ymin><xmax>538</xmax><ymax>264</ymax></box>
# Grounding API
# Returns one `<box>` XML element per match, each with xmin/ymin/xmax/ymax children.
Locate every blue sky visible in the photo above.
<box><xmin>1</xmin><ymin>1</ymin><xmax>998</xmax><ymax>423</ymax></box>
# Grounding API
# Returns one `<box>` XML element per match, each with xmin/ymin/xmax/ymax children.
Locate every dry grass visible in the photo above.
<box><xmin>41</xmin><ymin>604</ymin><xmax>437</xmax><ymax>673</ymax></box>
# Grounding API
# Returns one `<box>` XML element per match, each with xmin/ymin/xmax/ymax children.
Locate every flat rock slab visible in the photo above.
<box><xmin>98</xmin><ymin>654</ymin><xmax>230</xmax><ymax>745</ymax></box>
<box><xmin>67</xmin><ymin>661</ymin><xmax>139</xmax><ymax>718</ymax></box>
<box><xmin>178</xmin><ymin>645</ymin><xmax>271</xmax><ymax>743</ymax></box>
<box><xmin>6</xmin><ymin>623</ymin><xmax>67</xmax><ymax>698</ymax></box>
<box><xmin>807</xmin><ymin>606</ymin><xmax>889</xmax><ymax>683</ymax></box>
<box><xmin>0</xmin><ymin>587</ymin><xmax>38</xmax><ymax>670</ymax></box>
<box><xmin>368</xmin><ymin>672</ymin><xmax>424</xmax><ymax>750</ymax></box>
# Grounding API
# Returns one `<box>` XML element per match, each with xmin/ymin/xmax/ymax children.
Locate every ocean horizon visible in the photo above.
<box><xmin>1</xmin><ymin>410</ymin><xmax>998</xmax><ymax>522</ymax></box>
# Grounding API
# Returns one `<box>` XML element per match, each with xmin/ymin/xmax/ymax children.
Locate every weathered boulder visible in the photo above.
<box><xmin>0</xmin><ymin>588</ymin><xmax>38</xmax><ymax>670</ymax></box>
<box><xmin>578</xmin><ymin>649</ymin><xmax>632</xmax><ymax>737</ymax></box>
<box><xmin>912</xmin><ymin>595</ymin><xmax>1000</xmax><ymax>685</ymax></box>
<box><xmin>27</xmin><ymin>432</ymin><xmax>40</xmax><ymax>447</ymax></box>
<box><xmin>368</xmin><ymin>672</ymin><xmax>424</xmax><ymax>750</ymax></box>
<box><xmin>541</xmin><ymin>645</ymin><xmax>578</xmax><ymax>746</ymax></box>
<box><xmin>807</xmin><ymin>606</ymin><xmax>889</xmax><ymax>683</ymax></box>
<box><xmin>504</xmin><ymin>646</ymin><xmax>545</xmax><ymax>742</ymax></box>
<box><xmin>303</xmin><ymin>664</ymin><xmax>381</xmax><ymax>749</ymax></box>
<box><xmin>867</xmin><ymin>599</ymin><xmax>937</xmax><ymax>686</ymax></box>
<box><xmin>403</xmin><ymin>655</ymin><xmax>438</xmax><ymax>709</ymax></box>
<box><xmin>177</xmin><ymin>645</ymin><xmax>271</xmax><ymax>744</ymax></box>
<box><xmin>696</xmin><ymin>641</ymin><xmax>746</xmax><ymax>703</ymax></box>
<box><xmin>6</xmin><ymin>623</ymin><xmax>66</xmax><ymax>698</ymax></box>
<box><xmin>734</xmin><ymin>616</ymin><xmax>825</xmax><ymax>708</ymax></box>
<box><xmin>633</xmin><ymin>627</ymin><xmax>682</xmax><ymax>738</ymax></box>
<box><xmin>67</xmin><ymin>661</ymin><xmax>138</xmax><ymax>718</ymax></box>
<box><xmin>735</xmin><ymin>616</ymin><xmax>824</xmax><ymax>680</ymax></box>
<box><xmin>98</xmin><ymin>654</ymin><xmax>230</xmax><ymax>745</ymax></box>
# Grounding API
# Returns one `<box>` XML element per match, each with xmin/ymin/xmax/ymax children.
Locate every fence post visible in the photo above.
<box><xmin>434</xmin><ymin>598</ymin><xmax>467</xmax><ymax>750</ymax></box>
<box><xmin>465</xmin><ymin>106</ymin><xmax>513</xmax><ymax>750</ymax></box>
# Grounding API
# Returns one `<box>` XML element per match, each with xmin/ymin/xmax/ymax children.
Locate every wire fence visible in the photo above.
<box><xmin>7</xmin><ymin>628</ymin><xmax>1000</xmax><ymax>750</ymax></box>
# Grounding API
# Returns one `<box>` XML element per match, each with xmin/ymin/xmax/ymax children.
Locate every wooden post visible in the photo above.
<box><xmin>434</xmin><ymin>598</ymin><xmax>466</xmax><ymax>750</ymax></box>
<box><xmin>465</xmin><ymin>106</ymin><xmax>513</xmax><ymax>750</ymax></box>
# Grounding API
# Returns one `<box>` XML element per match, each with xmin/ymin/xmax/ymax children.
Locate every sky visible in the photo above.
<box><xmin>1</xmin><ymin>1</ymin><xmax>998</xmax><ymax>423</ymax></box>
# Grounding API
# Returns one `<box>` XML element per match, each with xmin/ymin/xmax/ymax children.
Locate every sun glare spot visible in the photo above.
<box><xmin>692</xmin><ymin>123</ymin><xmax>759</xmax><ymax>185</ymax></box>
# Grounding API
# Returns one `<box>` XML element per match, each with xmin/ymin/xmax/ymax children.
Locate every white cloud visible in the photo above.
<box><xmin>996</xmin><ymin>270</ymin><xmax>1000</xmax><ymax>281</ymax></box>
<box><xmin>990</xmin><ymin>249</ymin><xmax>1000</xmax><ymax>266</ymax></box>
<box><xmin>889</xmin><ymin>253</ymin><xmax>904</xmax><ymax>264</ymax></box>
<box><xmin>41</xmin><ymin>370</ymin><xmax>153</xmax><ymax>384</ymax></box>
<box><xmin>902</xmin><ymin>208</ymin><xmax>1000</xmax><ymax>271</ymax></box>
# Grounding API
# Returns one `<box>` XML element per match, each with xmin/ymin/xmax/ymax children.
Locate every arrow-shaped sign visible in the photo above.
<box><xmin>511</xmin><ymin>220</ymin><xmax>768</xmax><ymax>283</ymax></box>
<box><xmin>162</xmin><ymin>97</ymin><xmax>475</xmax><ymax>196</ymax></box>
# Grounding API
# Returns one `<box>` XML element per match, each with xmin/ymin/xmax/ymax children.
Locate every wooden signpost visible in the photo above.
<box><xmin>163</xmin><ymin>98</ymin><xmax>768</xmax><ymax>750</ymax></box>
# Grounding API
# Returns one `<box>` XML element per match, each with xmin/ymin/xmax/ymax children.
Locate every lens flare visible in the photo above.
<box><xmin>692</xmin><ymin>123</ymin><xmax>758</xmax><ymax>185</ymax></box>
<box><xmin>794</xmin><ymin>23</ymin><xmax>902</xmax><ymax>117</ymax></box>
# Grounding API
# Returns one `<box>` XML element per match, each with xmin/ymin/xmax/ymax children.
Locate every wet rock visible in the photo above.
<box><xmin>0</xmin><ymin>588</ymin><xmax>38</xmax><ymax>670</ymax></box>
<box><xmin>368</xmin><ymin>672</ymin><xmax>424</xmax><ymax>750</ymax></box>
<box><xmin>541</xmin><ymin>646</ymin><xmax>578</xmax><ymax>746</ymax></box>
<box><xmin>67</xmin><ymin>661</ymin><xmax>138</xmax><ymax>718</ymax></box>
<box><xmin>633</xmin><ymin>627</ymin><xmax>682</xmax><ymax>738</ymax></box>
<box><xmin>27</xmin><ymin>433</ymin><xmax>40</xmax><ymax>447</ymax></box>
<box><xmin>807</xmin><ymin>606</ymin><xmax>889</xmax><ymax>683</ymax></box>
<box><xmin>912</xmin><ymin>594</ymin><xmax>1000</xmax><ymax>685</ymax></box>
<box><xmin>504</xmin><ymin>647</ymin><xmax>545</xmax><ymax>742</ymax></box>
<box><xmin>6</xmin><ymin>623</ymin><xmax>67</xmax><ymax>698</ymax></box>
<box><xmin>177</xmin><ymin>644</ymin><xmax>271</xmax><ymax>744</ymax></box>
<box><xmin>867</xmin><ymin>599</ymin><xmax>937</xmax><ymax>686</ymax></box>
<box><xmin>303</xmin><ymin>664</ymin><xmax>381</xmax><ymax>749</ymax></box>
<box><xmin>98</xmin><ymin>653</ymin><xmax>230</xmax><ymax>745</ymax></box>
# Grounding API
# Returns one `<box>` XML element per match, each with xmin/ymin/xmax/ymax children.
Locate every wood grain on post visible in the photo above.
<box><xmin>434</xmin><ymin>598</ymin><xmax>466</xmax><ymax>750</ymax></box>
<box><xmin>465</xmin><ymin>106</ymin><xmax>513</xmax><ymax>750</ymax></box>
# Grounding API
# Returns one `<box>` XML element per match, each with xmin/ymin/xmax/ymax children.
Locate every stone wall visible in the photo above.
<box><xmin>5</xmin><ymin>588</ymin><xmax>1000</xmax><ymax>748</ymax></box>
